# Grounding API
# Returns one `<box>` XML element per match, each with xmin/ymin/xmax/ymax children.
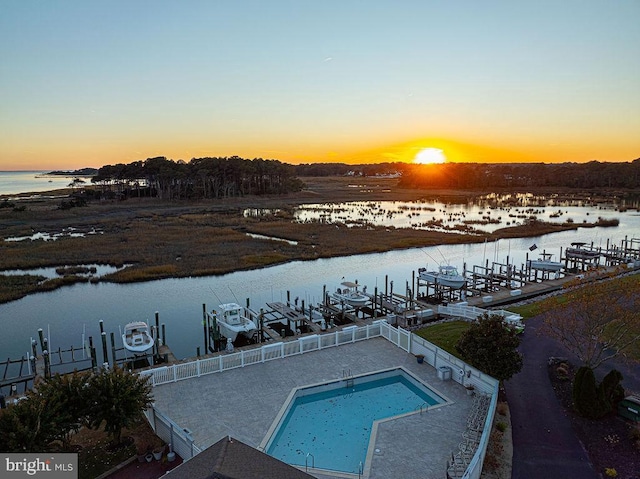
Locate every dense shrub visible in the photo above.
<box><xmin>598</xmin><ymin>369</ymin><xmax>625</xmax><ymax>413</ymax></box>
<box><xmin>573</xmin><ymin>366</ymin><xmax>601</xmax><ymax>418</ymax></box>
<box><xmin>573</xmin><ymin>367</ymin><xmax>624</xmax><ymax>419</ymax></box>
<box><xmin>0</xmin><ymin>367</ymin><xmax>152</xmax><ymax>451</ymax></box>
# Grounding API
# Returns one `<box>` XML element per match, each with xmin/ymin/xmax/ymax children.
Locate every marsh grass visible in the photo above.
<box><xmin>0</xmin><ymin>274</ymin><xmax>47</xmax><ymax>303</ymax></box>
<box><xmin>113</xmin><ymin>265</ymin><xmax>179</xmax><ymax>282</ymax></box>
<box><xmin>0</xmin><ymin>178</ymin><xmax>632</xmax><ymax>303</ymax></box>
<box><xmin>241</xmin><ymin>253</ymin><xmax>290</xmax><ymax>267</ymax></box>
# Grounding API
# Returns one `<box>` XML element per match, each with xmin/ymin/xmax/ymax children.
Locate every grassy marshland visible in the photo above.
<box><xmin>0</xmin><ymin>177</ymin><xmax>627</xmax><ymax>303</ymax></box>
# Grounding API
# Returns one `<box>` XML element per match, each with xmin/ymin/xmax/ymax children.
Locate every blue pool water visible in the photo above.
<box><xmin>266</xmin><ymin>370</ymin><xmax>443</xmax><ymax>474</ymax></box>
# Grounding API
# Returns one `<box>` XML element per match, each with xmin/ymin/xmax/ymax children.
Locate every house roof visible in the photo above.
<box><xmin>163</xmin><ymin>436</ymin><xmax>315</xmax><ymax>479</ymax></box>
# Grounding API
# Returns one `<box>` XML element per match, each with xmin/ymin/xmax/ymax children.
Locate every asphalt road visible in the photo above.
<box><xmin>505</xmin><ymin>316</ymin><xmax>599</xmax><ymax>479</ymax></box>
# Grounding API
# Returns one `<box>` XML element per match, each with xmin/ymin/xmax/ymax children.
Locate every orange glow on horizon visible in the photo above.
<box><xmin>1</xmin><ymin>136</ymin><xmax>636</xmax><ymax>171</ymax></box>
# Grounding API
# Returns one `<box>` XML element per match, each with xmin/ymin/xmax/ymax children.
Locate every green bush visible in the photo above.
<box><xmin>573</xmin><ymin>366</ymin><xmax>601</xmax><ymax>418</ymax></box>
<box><xmin>573</xmin><ymin>367</ymin><xmax>623</xmax><ymax>419</ymax></box>
<box><xmin>598</xmin><ymin>369</ymin><xmax>624</xmax><ymax>413</ymax></box>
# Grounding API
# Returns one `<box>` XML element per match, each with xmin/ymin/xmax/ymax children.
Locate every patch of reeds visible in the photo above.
<box><xmin>594</xmin><ymin>218</ymin><xmax>619</xmax><ymax>227</ymax></box>
<box><xmin>109</xmin><ymin>265</ymin><xmax>178</xmax><ymax>282</ymax></box>
<box><xmin>241</xmin><ymin>253</ymin><xmax>290</xmax><ymax>267</ymax></box>
<box><xmin>0</xmin><ymin>274</ymin><xmax>46</xmax><ymax>303</ymax></box>
<box><xmin>56</xmin><ymin>266</ymin><xmax>97</xmax><ymax>275</ymax></box>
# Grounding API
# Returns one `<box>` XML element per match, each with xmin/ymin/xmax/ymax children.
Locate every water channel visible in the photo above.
<box><xmin>1</xmin><ymin>207</ymin><xmax>638</xmax><ymax>362</ymax></box>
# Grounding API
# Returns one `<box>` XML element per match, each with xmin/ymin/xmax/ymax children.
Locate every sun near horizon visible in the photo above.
<box><xmin>413</xmin><ymin>148</ymin><xmax>447</xmax><ymax>165</ymax></box>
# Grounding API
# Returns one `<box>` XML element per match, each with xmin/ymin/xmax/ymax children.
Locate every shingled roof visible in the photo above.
<box><xmin>163</xmin><ymin>436</ymin><xmax>316</xmax><ymax>479</ymax></box>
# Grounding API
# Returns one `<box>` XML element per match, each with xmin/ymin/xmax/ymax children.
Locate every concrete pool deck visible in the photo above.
<box><xmin>150</xmin><ymin>338</ymin><xmax>476</xmax><ymax>479</ymax></box>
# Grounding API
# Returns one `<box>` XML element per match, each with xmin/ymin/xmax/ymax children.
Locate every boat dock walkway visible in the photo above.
<box><xmin>265</xmin><ymin>302</ymin><xmax>322</xmax><ymax>334</ymax></box>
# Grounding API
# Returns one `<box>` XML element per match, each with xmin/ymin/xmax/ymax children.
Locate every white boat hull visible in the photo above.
<box><xmin>122</xmin><ymin>322</ymin><xmax>154</xmax><ymax>354</ymax></box>
<box><xmin>331</xmin><ymin>293</ymin><xmax>370</xmax><ymax>308</ymax></box>
<box><xmin>418</xmin><ymin>271</ymin><xmax>466</xmax><ymax>289</ymax></box>
<box><xmin>527</xmin><ymin>260</ymin><xmax>563</xmax><ymax>272</ymax></box>
<box><xmin>332</xmin><ymin>280</ymin><xmax>370</xmax><ymax>308</ymax></box>
<box><xmin>208</xmin><ymin>303</ymin><xmax>257</xmax><ymax>342</ymax></box>
<box><xmin>217</xmin><ymin>322</ymin><xmax>256</xmax><ymax>342</ymax></box>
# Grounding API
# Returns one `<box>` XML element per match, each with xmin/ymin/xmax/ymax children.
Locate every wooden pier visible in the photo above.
<box><xmin>266</xmin><ymin>302</ymin><xmax>323</xmax><ymax>334</ymax></box>
<box><xmin>1</xmin><ymin>314</ymin><xmax>175</xmax><ymax>404</ymax></box>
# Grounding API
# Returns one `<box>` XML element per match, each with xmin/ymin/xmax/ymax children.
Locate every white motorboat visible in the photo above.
<box><xmin>207</xmin><ymin>303</ymin><xmax>257</xmax><ymax>342</ymax></box>
<box><xmin>122</xmin><ymin>321</ymin><xmax>154</xmax><ymax>354</ymax></box>
<box><xmin>418</xmin><ymin>265</ymin><xmax>466</xmax><ymax>289</ymax></box>
<box><xmin>332</xmin><ymin>281</ymin><xmax>370</xmax><ymax>308</ymax></box>
<box><xmin>528</xmin><ymin>253</ymin><xmax>563</xmax><ymax>272</ymax></box>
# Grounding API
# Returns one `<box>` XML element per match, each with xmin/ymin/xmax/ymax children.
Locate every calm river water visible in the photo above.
<box><xmin>0</xmin><ymin>171</ymin><xmax>77</xmax><ymax>196</ymax></box>
<box><xmin>1</xmin><ymin>209</ymin><xmax>638</xmax><ymax>361</ymax></box>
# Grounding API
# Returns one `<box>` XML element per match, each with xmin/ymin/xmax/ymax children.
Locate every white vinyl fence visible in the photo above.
<box><xmin>139</xmin><ymin>323</ymin><xmax>384</xmax><ymax>386</ymax></box>
<box><xmin>143</xmin><ymin>406</ymin><xmax>202</xmax><ymax>460</ymax></box>
<box><xmin>140</xmin><ymin>320</ymin><xmax>498</xmax><ymax>477</ymax></box>
<box><xmin>438</xmin><ymin>303</ymin><xmax>522</xmax><ymax>323</ymax></box>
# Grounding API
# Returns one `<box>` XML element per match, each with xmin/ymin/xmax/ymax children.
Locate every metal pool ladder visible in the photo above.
<box><xmin>305</xmin><ymin>452</ymin><xmax>314</xmax><ymax>472</ymax></box>
<box><xmin>343</xmin><ymin>368</ymin><xmax>354</xmax><ymax>388</ymax></box>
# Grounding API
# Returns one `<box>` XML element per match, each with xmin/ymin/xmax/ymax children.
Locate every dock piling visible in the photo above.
<box><xmin>202</xmin><ymin>304</ymin><xmax>208</xmax><ymax>354</ymax></box>
<box><xmin>101</xmin><ymin>332</ymin><xmax>108</xmax><ymax>366</ymax></box>
<box><xmin>38</xmin><ymin>329</ymin><xmax>45</xmax><ymax>354</ymax></box>
<box><xmin>110</xmin><ymin>332</ymin><xmax>116</xmax><ymax>367</ymax></box>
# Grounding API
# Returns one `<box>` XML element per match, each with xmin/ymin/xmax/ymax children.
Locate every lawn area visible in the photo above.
<box><xmin>414</xmin><ymin>320</ymin><xmax>470</xmax><ymax>357</ymax></box>
<box><xmin>506</xmin><ymin>295</ymin><xmax>566</xmax><ymax>319</ymax></box>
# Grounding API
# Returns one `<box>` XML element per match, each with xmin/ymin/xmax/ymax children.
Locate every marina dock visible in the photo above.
<box><xmin>3</xmin><ymin>236</ymin><xmax>639</xmax><ymax>402</ymax></box>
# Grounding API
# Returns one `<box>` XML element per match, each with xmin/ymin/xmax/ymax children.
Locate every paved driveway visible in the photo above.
<box><xmin>505</xmin><ymin>316</ymin><xmax>598</xmax><ymax>479</ymax></box>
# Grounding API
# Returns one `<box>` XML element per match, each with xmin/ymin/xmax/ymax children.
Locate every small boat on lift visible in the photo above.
<box><xmin>418</xmin><ymin>265</ymin><xmax>466</xmax><ymax>289</ymax></box>
<box><xmin>566</xmin><ymin>242</ymin><xmax>600</xmax><ymax>260</ymax></box>
<box><xmin>207</xmin><ymin>303</ymin><xmax>257</xmax><ymax>342</ymax></box>
<box><xmin>332</xmin><ymin>281</ymin><xmax>370</xmax><ymax>308</ymax></box>
<box><xmin>528</xmin><ymin>253</ymin><xmax>563</xmax><ymax>272</ymax></box>
<box><xmin>122</xmin><ymin>321</ymin><xmax>154</xmax><ymax>354</ymax></box>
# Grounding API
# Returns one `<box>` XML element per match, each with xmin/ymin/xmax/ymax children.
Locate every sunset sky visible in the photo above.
<box><xmin>1</xmin><ymin>1</ymin><xmax>639</xmax><ymax>170</ymax></box>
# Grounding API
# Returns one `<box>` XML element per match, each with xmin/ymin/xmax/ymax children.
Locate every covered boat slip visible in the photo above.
<box><xmin>150</xmin><ymin>338</ymin><xmax>478</xmax><ymax>479</ymax></box>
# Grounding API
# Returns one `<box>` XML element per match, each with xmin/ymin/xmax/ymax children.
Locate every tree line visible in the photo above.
<box><xmin>87</xmin><ymin>157</ymin><xmax>640</xmax><ymax>201</ymax></box>
<box><xmin>92</xmin><ymin>156</ymin><xmax>304</xmax><ymax>200</ymax></box>
<box><xmin>397</xmin><ymin>159</ymin><xmax>640</xmax><ymax>189</ymax></box>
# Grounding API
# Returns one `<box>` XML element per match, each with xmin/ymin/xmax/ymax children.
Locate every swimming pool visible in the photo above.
<box><xmin>262</xmin><ymin>367</ymin><xmax>447</xmax><ymax>475</ymax></box>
